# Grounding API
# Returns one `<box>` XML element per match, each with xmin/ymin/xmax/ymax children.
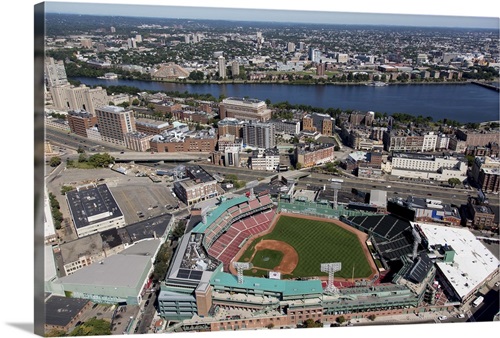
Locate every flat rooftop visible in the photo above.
<box><xmin>211</xmin><ymin>271</ymin><xmax>323</xmax><ymax>296</ymax></box>
<box><xmin>58</xmin><ymin>253</ymin><xmax>152</xmax><ymax>289</ymax></box>
<box><xmin>125</xmin><ymin>214</ymin><xmax>172</xmax><ymax>242</ymax></box>
<box><xmin>416</xmin><ymin>222</ymin><xmax>499</xmax><ymax>300</ymax></box>
<box><xmin>45</xmin><ymin>295</ymin><xmax>91</xmax><ymax>327</ymax></box>
<box><xmin>223</xmin><ymin>97</ymin><xmax>264</xmax><ymax>105</ymax></box>
<box><xmin>66</xmin><ymin>184</ymin><xmax>123</xmax><ymax>230</ymax></box>
<box><xmin>185</xmin><ymin>165</ymin><xmax>216</xmax><ymax>183</ymax></box>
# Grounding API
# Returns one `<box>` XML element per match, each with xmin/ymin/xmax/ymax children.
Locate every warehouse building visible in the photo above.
<box><xmin>66</xmin><ymin>184</ymin><xmax>125</xmax><ymax>238</ymax></box>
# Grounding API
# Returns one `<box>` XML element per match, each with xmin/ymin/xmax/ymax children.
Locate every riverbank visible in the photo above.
<box><xmin>70</xmin><ymin>76</ymin><xmax>500</xmax><ymax>123</ymax></box>
<box><xmin>142</xmin><ymin>78</ymin><xmax>479</xmax><ymax>87</ymax></box>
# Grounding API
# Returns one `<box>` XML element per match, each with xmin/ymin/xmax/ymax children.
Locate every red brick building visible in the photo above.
<box><xmin>67</xmin><ymin>110</ymin><xmax>98</xmax><ymax>137</ymax></box>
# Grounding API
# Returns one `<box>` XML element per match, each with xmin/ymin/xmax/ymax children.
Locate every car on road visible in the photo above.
<box><xmin>457</xmin><ymin>314</ymin><xmax>465</xmax><ymax>318</ymax></box>
<box><xmin>438</xmin><ymin>316</ymin><xmax>448</xmax><ymax>321</ymax></box>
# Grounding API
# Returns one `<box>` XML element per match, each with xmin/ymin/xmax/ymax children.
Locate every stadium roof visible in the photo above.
<box><xmin>416</xmin><ymin>222</ymin><xmax>499</xmax><ymax>300</ymax></box>
<box><xmin>211</xmin><ymin>271</ymin><xmax>323</xmax><ymax>296</ymax></box>
<box><xmin>191</xmin><ymin>196</ymin><xmax>248</xmax><ymax>234</ymax></box>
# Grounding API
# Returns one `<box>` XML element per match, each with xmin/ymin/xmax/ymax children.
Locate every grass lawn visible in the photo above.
<box><xmin>251</xmin><ymin>249</ymin><xmax>284</xmax><ymax>270</ymax></box>
<box><xmin>244</xmin><ymin>268</ymin><xmax>271</xmax><ymax>278</ymax></box>
<box><xmin>240</xmin><ymin>215</ymin><xmax>372</xmax><ymax>278</ymax></box>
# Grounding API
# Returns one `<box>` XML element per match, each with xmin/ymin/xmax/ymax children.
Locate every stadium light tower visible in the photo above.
<box><xmin>321</xmin><ymin>262</ymin><xmax>342</xmax><ymax>294</ymax></box>
<box><xmin>233</xmin><ymin>262</ymin><xmax>253</xmax><ymax>284</ymax></box>
<box><xmin>330</xmin><ymin>183</ymin><xmax>341</xmax><ymax>209</ymax></box>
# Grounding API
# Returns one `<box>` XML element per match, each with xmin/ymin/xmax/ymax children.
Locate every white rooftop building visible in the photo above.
<box><xmin>415</xmin><ymin>222</ymin><xmax>499</xmax><ymax>302</ymax></box>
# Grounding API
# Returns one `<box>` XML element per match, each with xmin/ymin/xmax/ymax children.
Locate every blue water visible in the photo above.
<box><xmin>72</xmin><ymin>77</ymin><xmax>499</xmax><ymax>123</ymax></box>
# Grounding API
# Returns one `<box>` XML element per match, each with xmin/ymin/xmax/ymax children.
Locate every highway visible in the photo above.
<box><xmin>46</xmin><ymin>126</ymin><xmax>497</xmax><ymax>210</ymax></box>
<box><xmin>46</xmin><ymin>127</ymin><xmax>123</xmax><ymax>153</ymax></box>
<box><xmin>46</xmin><ymin>127</ymin><xmax>211</xmax><ymax>162</ymax></box>
<box><xmin>148</xmin><ymin>162</ymin><xmax>490</xmax><ymax>207</ymax></box>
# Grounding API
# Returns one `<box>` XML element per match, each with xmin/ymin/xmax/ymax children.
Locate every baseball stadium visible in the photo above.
<box><xmin>158</xmin><ymin>190</ymin><xmax>499</xmax><ymax>332</ymax></box>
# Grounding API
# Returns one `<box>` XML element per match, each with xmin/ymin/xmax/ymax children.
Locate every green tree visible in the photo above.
<box><xmin>87</xmin><ymin>153</ymin><xmax>115</xmax><ymax>167</ymax></box>
<box><xmin>336</xmin><ymin>316</ymin><xmax>346</xmax><ymax>324</ymax></box>
<box><xmin>45</xmin><ymin>329</ymin><xmax>66</xmax><ymax>337</ymax></box>
<box><xmin>448</xmin><ymin>178</ymin><xmax>462</xmax><ymax>188</ymax></box>
<box><xmin>266</xmin><ymin>323</ymin><xmax>274</xmax><ymax>329</ymax></box>
<box><xmin>171</xmin><ymin>219</ymin><xmax>187</xmax><ymax>241</ymax></box>
<box><xmin>61</xmin><ymin>186</ymin><xmax>74</xmax><ymax>195</ymax></box>
<box><xmin>295</xmin><ymin>162</ymin><xmax>302</xmax><ymax>170</ymax></box>
<box><xmin>152</xmin><ymin>242</ymin><xmax>173</xmax><ymax>282</ymax></box>
<box><xmin>368</xmin><ymin>314</ymin><xmax>377</xmax><ymax>321</ymax></box>
<box><xmin>302</xmin><ymin>319</ymin><xmax>323</xmax><ymax>328</ymax></box>
<box><xmin>132</xmin><ymin>98</ymin><xmax>140</xmax><ymax>106</ymax></box>
<box><xmin>233</xmin><ymin>180</ymin><xmax>246</xmax><ymax>189</ymax></box>
<box><xmin>69</xmin><ymin>317</ymin><xmax>111</xmax><ymax>336</ymax></box>
<box><xmin>188</xmin><ymin>70</ymin><xmax>204</xmax><ymax>81</ymax></box>
<box><xmin>49</xmin><ymin>156</ymin><xmax>62</xmax><ymax>167</ymax></box>
<box><xmin>78</xmin><ymin>153</ymin><xmax>87</xmax><ymax>163</ymax></box>
<box><xmin>225</xmin><ymin>174</ymin><xmax>238</xmax><ymax>183</ymax></box>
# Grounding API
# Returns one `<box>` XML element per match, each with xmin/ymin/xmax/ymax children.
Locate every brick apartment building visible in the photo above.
<box><xmin>67</xmin><ymin>110</ymin><xmax>97</xmax><ymax>137</ymax></box>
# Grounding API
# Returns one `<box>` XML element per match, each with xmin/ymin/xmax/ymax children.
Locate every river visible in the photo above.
<box><xmin>71</xmin><ymin>77</ymin><xmax>499</xmax><ymax>123</ymax></box>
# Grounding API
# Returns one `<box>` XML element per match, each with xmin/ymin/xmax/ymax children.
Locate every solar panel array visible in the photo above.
<box><xmin>177</xmin><ymin>269</ymin><xmax>204</xmax><ymax>281</ymax></box>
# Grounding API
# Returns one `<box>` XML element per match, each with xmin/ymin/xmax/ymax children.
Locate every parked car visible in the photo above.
<box><xmin>438</xmin><ymin>316</ymin><xmax>448</xmax><ymax>321</ymax></box>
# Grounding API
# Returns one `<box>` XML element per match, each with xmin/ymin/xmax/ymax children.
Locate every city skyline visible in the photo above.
<box><xmin>1</xmin><ymin>1</ymin><xmax>497</xmax><ymax>338</ymax></box>
<box><xmin>44</xmin><ymin>1</ymin><xmax>500</xmax><ymax>29</ymax></box>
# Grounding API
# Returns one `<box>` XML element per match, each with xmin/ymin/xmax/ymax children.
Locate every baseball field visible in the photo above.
<box><xmin>236</xmin><ymin>214</ymin><xmax>376</xmax><ymax>279</ymax></box>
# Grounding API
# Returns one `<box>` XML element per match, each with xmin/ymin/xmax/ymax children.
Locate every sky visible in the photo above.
<box><xmin>44</xmin><ymin>0</ymin><xmax>500</xmax><ymax>29</ymax></box>
<box><xmin>0</xmin><ymin>1</ymin><xmax>498</xmax><ymax>338</ymax></box>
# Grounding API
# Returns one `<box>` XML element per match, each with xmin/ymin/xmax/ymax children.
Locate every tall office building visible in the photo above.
<box><xmin>50</xmin><ymin>85</ymin><xmax>109</xmax><ymax>115</ymax></box>
<box><xmin>231</xmin><ymin>61</ymin><xmax>240</xmax><ymax>77</ymax></box>
<box><xmin>219</xmin><ymin>97</ymin><xmax>272</xmax><ymax>122</ymax></box>
<box><xmin>44</xmin><ymin>57</ymin><xmax>68</xmax><ymax>88</ymax></box>
<box><xmin>218</xmin><ymin>56</ymin><xmax>226</xmax><ymax>79</ymax></box>
<box><xmin>287</xmin><ymin>42</ymin><xmax>296</xmax><ymax>53</ymax></box>
<box><xmin>95</xmin><ymin>106</ymin><xmax>136</xmax><ymax>147</ymax></box>
<box><xmin>316</xmin><ymin>61</ymin><xmax>326</xmax><ymax>76</ymax></box>
<box><xmin>243</xmin><ymin>121</ymin><xmax>276</xmax><ymax>149</ymax></box>
<box><xmin>308</xmin><ymin>47</ymin><xmax>321</xmax><ymax>62</ymax></box>
<box><xmin>110</xmin><ymin>26</ymin><xmax>116</xmax><ymax>33</ymax></box>
<box><xmin>127</xmin><ymin>38</ymin><xmax>137</xmax><ymax>49</ymax></box>
<box><xmin>80</xmin><ymin>38</ymin><xmax>93</xmax><ymax>49</ymax></box>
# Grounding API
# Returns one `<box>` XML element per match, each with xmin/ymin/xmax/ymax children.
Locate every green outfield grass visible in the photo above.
<box><xmin>241</xmin><ymin>215</ymin><xmax>373</xmax><ymax>278</ymax></box>
<box><xmin>251</xmin><ymin>249</ymin><xmax>284</xmax><ymax>270</ymax></box>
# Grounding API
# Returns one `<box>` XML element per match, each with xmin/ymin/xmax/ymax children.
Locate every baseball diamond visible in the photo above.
<box><xmin>233</xmin><ymin>213</ymin><xmax>378</xmax><ymax>280</ymax></box>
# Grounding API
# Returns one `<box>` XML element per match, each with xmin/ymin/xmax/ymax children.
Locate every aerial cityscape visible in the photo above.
<box><xmin>37</xmin><ymin>2</ymin><xmax>499</xmax><ymax>337</ymax></box>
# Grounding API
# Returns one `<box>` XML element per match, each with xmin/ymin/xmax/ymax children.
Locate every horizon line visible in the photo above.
<box><xmin>43</xmin><ymin>4</ymin><xmax>500</xmax><ymax>30</ymax></box>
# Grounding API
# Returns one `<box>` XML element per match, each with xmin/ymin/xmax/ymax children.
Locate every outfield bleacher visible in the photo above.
<box><xmin>345</xmin><ymin>214</ymin><xmax>411</xmax><ymax>240</ymax></box>
<box><xmin>373</xmin><ymin>234</ymin><xmax>414</xmax><ymax>261</ymax></box>
<box><xmin>343</xmin><ymin>214</ymin><xmax>414</xmax><ymax>262</ymax></box>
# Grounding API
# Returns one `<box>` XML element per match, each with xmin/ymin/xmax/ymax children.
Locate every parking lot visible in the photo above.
<box><xmin>45</xmin><ymin>165</ymin><xmax>181</xmax><ymax>238</ymax></box>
